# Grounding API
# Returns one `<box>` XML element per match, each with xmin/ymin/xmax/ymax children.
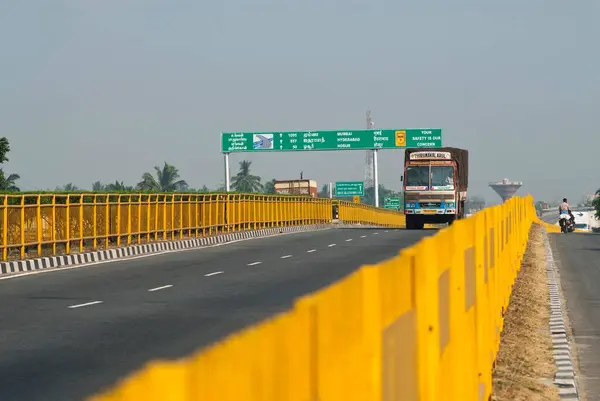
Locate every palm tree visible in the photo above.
<box><xmin>136</xmin><ymin>162</ymin><xmax>188</xmax><ymax>192</ymax></box>
<box><xmin>231</xmin><ymin>160</ymin><xmax>263</xmax><ymax>193</ymax></box>
<box><xmin>92</xmin><ymin>181</ymin><xmax>105</xmax><ymax>191</ymax></box>
<box><xmin>264</xmin><ymin>178</ymin><xmax>276</xmax><ymax>194</ymax></box>
<box><xmin>0</xmin><ymin>171</ymin><xmax>20</xmax><ymax>191</ymax></box>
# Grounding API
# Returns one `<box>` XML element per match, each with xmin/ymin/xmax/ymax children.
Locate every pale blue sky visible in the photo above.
<box><xmin>1</xmin><ymin>0</ymin><xmax>598</xmax><ymax>203</ymax></box>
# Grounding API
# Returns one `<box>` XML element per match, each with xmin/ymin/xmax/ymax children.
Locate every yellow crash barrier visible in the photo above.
<box><xmin>89</xmin><ymin>195</ymin><xmax>537</xmax><ymax>401</ymax></box>
<box><xmin>0</xmin><ymin>193</ymin><xmax>405</xmax><ymax>261</ymax></box>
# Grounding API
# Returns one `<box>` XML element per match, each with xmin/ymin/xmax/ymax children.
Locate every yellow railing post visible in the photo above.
<box><xmin>79</xmin><ymin>194</ymin><xmax>84</xmax><ymax>253</ymax></box>
<box><xmin>65</xmin><ymin>195</ymin><xmax>71</xmax><ymax>255</ymax></box>
<box><xmin>127</xmin><ymin>194</ymin><xmax>132</xmax><ymax>246</ymax></box>
<box><xmin>36</xmin><ymin>195</ymin><xmax>42</xmax><ymax>257</ymax></box>
<box><xmin>116</xmin><ymin>195</ymin><xmax>122</xmax><ymax>247</ymax></box>
<box><xmin>19</xmin><ymin>195</ymin><xmax>25</xmax><ymax>259</ymax></box>
<box><xmin>92</xmin><ymin>195</ymin><xmax>98</xmax><ymax>250</ymax></box>
<box><xmin>2</xmin><ymin>196</ymin><xmax>7</xmax><ymax>261</ymax></box>
<box><xmin>105</xmin><ymin>195</ymin><xmax>110</xmax><ymax>250</ymax></box>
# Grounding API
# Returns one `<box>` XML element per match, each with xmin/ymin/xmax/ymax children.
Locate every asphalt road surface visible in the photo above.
<box><xmin>550</xmin><ymin>232</ymin><xmax>600</xmax><ymax>400</ymax></box>
<box><xmin>0</xmin><ymin>227</ymin><xmax>435</xmax><ymax>401</ymax></box>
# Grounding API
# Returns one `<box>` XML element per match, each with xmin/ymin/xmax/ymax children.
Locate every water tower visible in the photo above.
<box><xmin>489</xmin><ymin>178</ymin><xmax>523</xmax><ymax>202</ymax></box>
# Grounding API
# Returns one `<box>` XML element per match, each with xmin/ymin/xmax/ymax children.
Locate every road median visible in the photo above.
<box><xmin>492</xmin><ymin>223</ymin><xmax>560</xmax><ymax>401</ymax></box>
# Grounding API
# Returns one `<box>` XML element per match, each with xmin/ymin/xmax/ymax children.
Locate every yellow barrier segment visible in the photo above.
<box><xmin>0</xmin><ymin>193</ymin><xmax>405</xmax><ymax>261</ymax></box>
<box><xmin>87</xmin><ymin>195</ymin><xmax>538</xmax><ymax>401</ymax></box>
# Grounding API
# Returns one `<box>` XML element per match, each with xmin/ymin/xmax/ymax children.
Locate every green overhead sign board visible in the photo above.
<box><xmin>384</xmin><ymin>197</ymin><xmax>401</xmax><ymax>209</ymax></box>
<box><xmin>335</xmin><ymin>181</ymin><xmax>364</xmax><ymax>197</ymax></box>
<box><xmin>221</xmin><ymin>129</ymin><xmax>442</xmax><ymax>153</ymax></box>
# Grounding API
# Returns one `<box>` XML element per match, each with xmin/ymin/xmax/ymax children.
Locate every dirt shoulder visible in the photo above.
<box><xmin>492</xmin><ymin>224</ymin><xmax>560</xmax><ymax>401</ymax></box>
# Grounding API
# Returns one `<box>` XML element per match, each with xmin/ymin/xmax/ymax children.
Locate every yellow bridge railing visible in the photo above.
<box><xmin>88</xmin><ymin>195</ymin><xmax>539</xmax><ymax>401</ymax></box>
<box><xmin>0</xmin><ymin>193</ymin><xmax>406</xmax><ymax>261</ymax></box>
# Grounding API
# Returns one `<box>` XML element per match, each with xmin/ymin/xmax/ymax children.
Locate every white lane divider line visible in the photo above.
<box><xmin>148</xmin><ymin>284</ymin><xmax>173</xmax><ymax>292</ymax></box>
<box><xmin>68</xmin><ymin>301</ymin><xmax>103</xmax><ymax>309</ymax></box>
<box><xmin>373</xmin><ymin>232</ymin><xmax>379</xmax><ymax>235</ymax></box>
<box><xmin>307</xmin><ymin>249</ymin><xmax>316</xmax><ymax>253</ymax></box>
<box><xmin>328</xmin><ymin>243</ymin><xmax>336</xmax><ymax>247</ymax></box>
<box><xmin>281</xmin><ymin>255</ymin><xmax>292</xmax><ymax>259</ymax></box>
<box><xmin>345</xmin><ymin>238</ymin><xmax>353</xmax><ymax>242</ymax></box>
<box><xmin>384</xmin><ymin>230</ymin><xmax>389</xmax><ymax>233</ymax></box>
<box><xmin>360</xmin><ymin>235</ymin><xmax>367</xmax><ymax>238</ymax></box>
<box><xmin>247</xmin><ymin>261</ymin><xmax>262</xmax><ymax>266</ymax></box>
<box><xmin>204</xmin><ymin>271</ymin><xmax>223</xmax><ymax>277</ymax></box>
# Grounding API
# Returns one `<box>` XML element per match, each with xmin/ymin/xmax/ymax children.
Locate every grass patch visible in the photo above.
<box><xmin>492</xmin><ymin>224</ymin><xmax>560</xmax><ymax>401</ymax></box>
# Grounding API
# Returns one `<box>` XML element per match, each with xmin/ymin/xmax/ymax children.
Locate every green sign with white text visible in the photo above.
<box><xmin>335</xmin><ymin>181</ymin><xmax>364</xmax><ymax>197</ymax></box>
<box><xmin>221</xmin><ymin>129</ymin><xmax>442</xmax><ymax>153</ymax></box>
<box><xmin>384</xmin><ymin>197</ymin><xmax>401</xmax><ymax>209</ymax></box>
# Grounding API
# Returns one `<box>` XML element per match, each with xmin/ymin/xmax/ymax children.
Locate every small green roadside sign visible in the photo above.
<box><xmin>335</xmin><ymin>181</ymin><xmax>364</xmax><ymax>197</ymax></box>
<box><xmin>384</xmin><ymin>197</ymin><xmax>401</xmax><ymax>210</ymax></box>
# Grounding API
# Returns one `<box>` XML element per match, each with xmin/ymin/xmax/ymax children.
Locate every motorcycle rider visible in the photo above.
<box><xmin>558</xmin><ymin>198</ymin><xmax>573</xmax><ymax>231</ymax></box>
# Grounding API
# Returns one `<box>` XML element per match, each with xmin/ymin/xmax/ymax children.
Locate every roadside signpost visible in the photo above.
<box><xmin>335</xmin><ymin>181</ymin><xmax>364</xmax><ymax>197</ymax></box>
<box><xmin>220</xmin><ymin>128</ymin><xmax>443</xmax><ymax>207</ymax></box>
<box><xmin>384</xmin><ymin>197</ymin><xmax>401</xmax><ymax>210</ymax></box>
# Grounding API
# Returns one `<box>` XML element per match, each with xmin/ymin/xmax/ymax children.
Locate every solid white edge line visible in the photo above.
<box><xmin>306</xmin><ymin>249</ymin><xmax>316</xmax><ymax>253</ymax></box>
<box><xmin>247</xmin><ymin>261</ymin><xmax>262</xmax><ymax>266</ymax></box>
<box><xmin>280</xmin><ymin>255</ymin><xmax>292</xmax><ymax>259</ymax></box>
<box><xmin>68</xmin><ymin>301</ymin><xmax>103</xmax><ymax>309</ymax></box>
<box><xmin>148</xmin><ymin>284</ymin><xmax>173</xmax><ymax>292</ymax></box>
<box><xmin>204</xmin><ymin>271</ymin><xmax>223</xmax><ymax>277</ymax></box>
<box><xmin>0</xmin><ymin>228</ymin><xmax>334</xmax><ymax>281</ymax></box>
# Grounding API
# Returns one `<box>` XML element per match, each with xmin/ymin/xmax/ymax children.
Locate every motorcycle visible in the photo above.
<box><xmin>559</xmin><ymin>213</ymin><xmax>575</xmax><ymax>233</ymax></box>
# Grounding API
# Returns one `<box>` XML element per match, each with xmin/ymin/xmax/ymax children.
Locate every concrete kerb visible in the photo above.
<box><xmin>542</xmin><ymin>227</ymin><xmax>581</xmax><ymax>400</ymax></box>
<box><xmin>0</xmin><ymin>222</ymin><xmax>398</xmax><ymax>276</ymax></box>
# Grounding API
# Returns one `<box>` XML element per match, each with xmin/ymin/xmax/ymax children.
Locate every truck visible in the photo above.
<box><xmin>401</xmin><ymin>147</ymin><xmax>469</xmax><ymax>229</ymax></box>
<box><xmin>274</xmin><ymin>179</ymin><xmax>318</xmax><ymax>197</ymax></box>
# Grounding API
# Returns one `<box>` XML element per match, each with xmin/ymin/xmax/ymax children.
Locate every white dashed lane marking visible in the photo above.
<box><xmin>328</xmin><ymin>244</ymin><xmax>336</xmax><ymax>247</ymax></box>
<box><xmin>148</xmin><ymin>285</ymin><xmax>173</xmax><ymax>292</ymax></box>
<box><xmin>360</xmin><ymin>235</ymin><xmax>367</xmax><ymax>238</ymax></box>
<box><xmin>281</xmin><ymin>255</ymin><xmax>292</xmax><ymax>259</ymax></box>
<box><xmin>307</xmin><ymin>249</ymin><xmax>316</xmax><ymax>253</ymax></box>
<box><xmin>204</xmin><ymin>271</ymin><xmax>223</xmax><ymax>277</ymax></box>
<box><xmin>68</xmin><ymin>301</ymin><xmax>103</xmax><ymax>309</ymax></box>
<box><xmin>247</xmin><ymin>262</ymin><xmax>262</xmax><ymax>266</ymax></box>
<box><xmin>345</xmin><ymin>239</ymin><xmax>353</xmax><ymax>242</ymax></box>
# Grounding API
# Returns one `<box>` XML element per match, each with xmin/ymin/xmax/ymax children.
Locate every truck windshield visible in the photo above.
<box><xmin>405</xmin><ymin>166</ymin><xmax>430</xmax><ymax>189</ymax></box>
<box><xmin>431</xmin><ymin>166</ymin><xmax>455</xmax><ymax>190</ymax></box>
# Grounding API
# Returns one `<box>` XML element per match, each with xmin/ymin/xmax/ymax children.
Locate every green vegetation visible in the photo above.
<box><xmin>593</xmin><ymin>190</ymin><xmax>600</xmax><ymax>220</ymax></box>
<box><xmin>0</xmin><ymin>137</ymin><xmax>20</xmax><ymax>192</ymax></box>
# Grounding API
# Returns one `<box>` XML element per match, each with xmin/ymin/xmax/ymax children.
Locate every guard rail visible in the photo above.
<box><xmin>0</xmin><ymin>193</ymin><xmax>405</xmax><ymax>261</ymax></box>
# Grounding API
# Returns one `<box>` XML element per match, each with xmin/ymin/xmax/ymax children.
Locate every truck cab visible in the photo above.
<box><xmin>401</xmin><ymin>148</ymin><xmax>468</xmax><ymax>229</ymax></box>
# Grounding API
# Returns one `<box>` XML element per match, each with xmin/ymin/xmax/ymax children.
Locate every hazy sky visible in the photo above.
<box><xmin>1</xmin><ymin>0</ymin><xmax>598</xmax><ymax>204</ymax></box>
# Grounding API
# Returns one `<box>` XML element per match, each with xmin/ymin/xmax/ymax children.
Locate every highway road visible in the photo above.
<box><xmin>550</xmin><ymin>232</ymin><xmax>600</xmax><ymax>400</ymax></box>
<box><xmin>0</xmin><ymin>227</ymin><xmax>435</xmax><ymax>401</ymax></box>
